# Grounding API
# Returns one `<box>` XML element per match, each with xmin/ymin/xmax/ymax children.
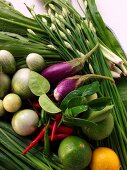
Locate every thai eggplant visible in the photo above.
<box><xmin>54</xmin><ymin>74</ymin><xmax>114</xmax><ymax>101</ymax></box>
<box><xmin>41</xmin><ymin>43</ymin><xmax>98</xmax><ymax>84</ymax></box>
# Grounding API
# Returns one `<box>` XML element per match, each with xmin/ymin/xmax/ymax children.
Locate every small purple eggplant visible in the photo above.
<box><xmin>42</xmin><ymin>43</ymin><xmax>98</xmax><ymax>84</ymax></box>
<box><xmin>54</xmin><ymin>74</ymin><xmax>114</xmax><ymax>101</ymax></box>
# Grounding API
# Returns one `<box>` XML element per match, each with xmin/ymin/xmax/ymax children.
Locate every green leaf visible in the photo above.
<box><xmin>39</xmin><ymin>94</ymin><xmax>61</xmax><ymax>114</ymax></box>
<box><xmin>67</xmin><ymin>96</ymin><xmax>87</xmax><ymax>108</ymax></box>
<box><xmin>63</xmin><ymin>117</ymin><xmax>97</xmax><ymax>128</ymax></box>
<box><xmin>29</xmin><ymin>71</ymin><xmax>50</xmax><ymax>96</ymax></box>
<box><xmin>87</xmin><ymin>105</ymin><xmax>114</xmax><ymax>123</ymax></box>
<box><xmin>61</xmin><ymin>81</ymin><xmax>99</xmax><ymax>111</ymax></box>
<box><xmin>64</xmin><ymin>105</ymin><xmax>88</xmax><ymax>118</ymax></box>
<box><xmin>88</xmin><ymin>97</ymin><xmax>111</xmax><ymax>110</ymax></box>
<box><xmin>80</xmin><ymin>81</ymin><xmax>100</xmax><ymax>97</ymax></box>
<box><xmin>60</xmin><ymin>90</ymin><xmax>80</xmax><ymax>111</ymax></box>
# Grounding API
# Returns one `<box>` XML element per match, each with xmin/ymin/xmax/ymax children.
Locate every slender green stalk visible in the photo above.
<box><xmin>0</xmin><ymin>147</ymin><xmax>32</xmax><ymax>170</ymax></box>
<box><xmin>0</xmin><ymin>129</ymin><xmax>51</xmax><ymax>170</ymax></box>
<box><xmin>41</xmin><ymin>1</ymin><xmax>127</xmax><ymax>168</ymax></box>
<box><xmin>0</xmin><ymin>0</ymin><xmax>127</xmax><ymax>169</ymax></box>
<box><xmin>0</xmin><ymin>0</ymin><xmax>44</xmax><ymax>35</ymax></box>
<box><xmin>0</xmin><ymin>123</ymin><xmax>62</xmax><ymax>170</ymax></box>
<box><xmin>85</xmin><ymin>0</ymin><xmax>127</xmax><ymax>59</ymax></box>
<box><xmin>0</xmin><ymin>150</ymin><xmax>23</xmax><ymax>170</ymax></box>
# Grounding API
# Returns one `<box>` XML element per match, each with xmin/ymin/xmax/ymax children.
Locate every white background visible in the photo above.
<box><xmin>8</xmin><ymin>0</ymin><xmax>127</xmax><ymax>55</ymax></box>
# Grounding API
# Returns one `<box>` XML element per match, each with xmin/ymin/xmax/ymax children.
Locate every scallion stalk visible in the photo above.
<box><xmin>0</xmin><ymin>122</ymin><xmax>62</xmax><ymax>170</ymax></box>
<box><xmin>41</xmin><ymin>1</ymin><xmax>127</xmax><ymax>168</ymax></box>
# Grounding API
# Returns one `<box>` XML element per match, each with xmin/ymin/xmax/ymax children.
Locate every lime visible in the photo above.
<box><xmin>58</xmin><ymin>136</ymin><xmax>92</xmax><ymax>170</ymax></box>
<box><xmin>82</xmin><ymin>113</ymin><xmax>114</xmax><ymax>140</ymax></box>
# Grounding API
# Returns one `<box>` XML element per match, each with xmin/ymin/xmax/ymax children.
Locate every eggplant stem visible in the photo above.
<box><xmin>81</xmin><ymin>74</ymin><xmax>115</xmax><ymax>83</ymax></box>
<box><xmin>81</xmin><ymin>42</ymin><xmax>99</xmax><ymax>61</ymax></box>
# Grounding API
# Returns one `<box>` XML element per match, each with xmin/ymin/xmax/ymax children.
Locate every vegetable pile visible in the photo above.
<box><xmin>0</xmin><ymin>0</ymin><xmax>127</xmax><ymax>169</ymax></box>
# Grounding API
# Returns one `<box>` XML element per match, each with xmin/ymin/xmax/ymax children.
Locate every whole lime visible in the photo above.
<box><xmin>58</xmin><ymin>136</ymin><xmax>92</xmax><ymax>170</ymax></box>
<box><xmin>82</xmin><ymin>113</ymin><xmax>114</xmax><ymax>140</ymax></box>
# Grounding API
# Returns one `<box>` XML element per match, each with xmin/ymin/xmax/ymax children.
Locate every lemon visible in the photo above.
<box><xmin>58</xmin><ymin>136</ymin><xmax>92</xmax><ymax>170</ymax></box>
<box><xmin>90</xmin><ymin>147</ymin><xmax>120</xmax><ymax>170</ymax></box>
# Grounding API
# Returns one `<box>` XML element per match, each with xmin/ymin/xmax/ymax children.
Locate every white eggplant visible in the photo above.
<box><xmin>0</xmin><ymin>72</ymin><xmax>11</xmax><ymax>99</ymax></box>
<box><xmin>26</xmin><ymin>53</ymin><xmax>45</xmax><ymax>72</ymax></box>
<box><xmin>11</xmin><ymin>68</ymin><xmax>33</xmax><ymax>98</ymax></box>
<box><xmin>11</xmin><ymin>109</ymin><xmax>39</xmax><ymax>136</ymax></box>
<box><xmin>0</xmin><ymin>50</ymin><xmax>16</xmax><ymax>74</ymax></box>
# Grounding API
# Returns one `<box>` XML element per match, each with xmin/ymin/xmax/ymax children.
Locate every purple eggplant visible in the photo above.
<box><xmin>54</xmin><ymin>74</ymin><xmax>114</xmax><ymax>101</ymax></box>
<box><xmin>42</xmin><ymin>43</ymin><xmax>98</xmax><ymax>84</ymax></box>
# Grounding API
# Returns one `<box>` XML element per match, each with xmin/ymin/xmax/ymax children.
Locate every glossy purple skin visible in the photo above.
<box><xmin>41</xmin><ymin>62</ymin><xmax>76</xmax><ymax>84</ymax></box>
<box><xmin>54</xmin><ymin>78</ymin><xmax>78</xmax><ymax>101</ymax></box>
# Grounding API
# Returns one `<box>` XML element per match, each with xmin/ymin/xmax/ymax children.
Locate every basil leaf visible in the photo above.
<box><xmin>60</xmin><ymin>90</ymin><xmax>80</xmax><ymax>111</ymax></box>
<box><xmin>64</xmin><ymin>105</ymin><xmax>88</xmax><ymax>118</ymax></box>
<box><xmin>88</xmin><ymin>97</ymin><xmax>111</xmax><ymax>110</ymax></box>
<box><xmin>39</xmin><ymin>94</ymin><xmax>61</xmax><ymax>114</ymax></box>
<box><xmin>29</xmin><ymin>71</ymin><xmax>50</xmax><ymax>96</ymax></box>
<box><xmin>60</xmin><ymin>81</ymin><xmax>99</xmax><ymax>111</ymax></box>
<box><xmin>67</xmin><ymin>96</ymin><xmax>87</xmax><ymax>108</ymax></box>
<box><xmin>80</xmin><ymin>81</ymin><xmax>100</xmax><ymax>97</ymax></box>
<box><xmin>63</xmin><ymin>117</ymin><xmax>97</xmax><ymax>128</ymax></box>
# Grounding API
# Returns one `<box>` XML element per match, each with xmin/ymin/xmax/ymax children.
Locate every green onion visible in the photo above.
<box><xmin>0</xmin><ymin>0</ymin><xmax>127</xmax><ymax>169</ymax></box>
<box><xmin>0</xmin><ymin>32</ymin><xmax>61</xmax><ymax>68</ymax></box>
<box><xmin>84</xmin><ymin>0</ymin><xmax>127</xmax><ymax>168</ymax></box>
<box><xmin>0</xmin><ymin>121</ymin><xmax>62</xmax><ymax>170</ymax></box>
<box><xmin>40</xmin><ymin>0</ymin><xmax>127</xmax><ymax>168</ymax></box>
<box><xmin>0</xmin><ymin>0</ymin><xmax>44</xmax><ymax>35</ymax></box>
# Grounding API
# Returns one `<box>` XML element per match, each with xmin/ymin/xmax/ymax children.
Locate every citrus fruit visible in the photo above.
<box><xmin>90</xmin><ymin>147</ymin><xmax>120</xmax><ymax>170</ymax></box>
<box><xmin>58</xmin><ymin>136</ymin><xmax>92</xmax><ymax>170</ymax></box>
<box><xmin>82</xmin><ymin>113</ymin><xmax>114</xmax><ymax>140</ymax></box>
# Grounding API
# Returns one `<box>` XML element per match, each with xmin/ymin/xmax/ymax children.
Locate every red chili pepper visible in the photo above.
<box><xmin>55</xmin><ymin>126</ymin><xmax>74</xmax><ymax>134</ymax></box>
<box><xmin>51</xmin><ymin>114</ymin><xmax>61</xmax><ymax>141</ymax></box>
<box><xmin>22</xmin><ymin>127</ymin><xmax>45</xmax><ymax>155</ymax></box>
<box><xmin>51</xmin><ymin>134</ymin><xmax>71</xmax><ymax>141</ymax></box>
<box><xmin>32</xmin><ymin>101</ymin><xmax>41</xmax><ymax>109</ymax></box>
<box><xmin>48</xmin><ymin>125</ymin><xmax>73</xmax><ymax>134</ymax></box>
<box><xmin>42</xmin><ymin>134</ymin><xmax>71</xmax><ymax>142</ymax></box>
